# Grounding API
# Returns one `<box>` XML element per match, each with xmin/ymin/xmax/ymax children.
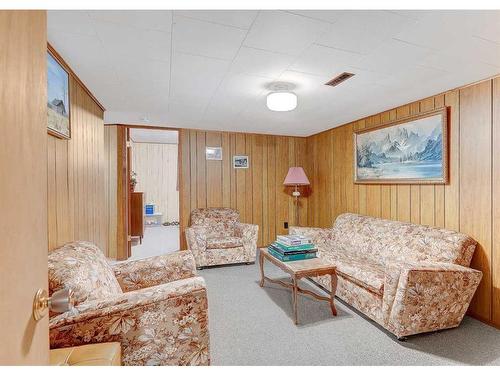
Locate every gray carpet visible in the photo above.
<box><xmin>199</xmin><ymin>261</ymin><xmax>500</xmax><ymax>365</ymax></box>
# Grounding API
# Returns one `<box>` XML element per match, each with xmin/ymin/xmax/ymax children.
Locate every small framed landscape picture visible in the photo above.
<box><xmin>233</xmin><ymin>155</ymin><xmax>249</xmax><ymax>169</ymax></box>
<box><xmin>354</xmin><ymin>108</ymin><xmax>448</xmax><ymax>184</ymax></box>
<box><xmin>47</xmin><ymin>50</ymin><xmax>71</xmax><ymax>139</ymax></box>
<box><xmin>206</xmin><ymin>146</ymin><xmax>222</xmax><ymax>160</ymax></box>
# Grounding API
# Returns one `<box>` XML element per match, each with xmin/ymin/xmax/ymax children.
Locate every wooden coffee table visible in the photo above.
<box><xmin>258</xmin><ymin>247</ymin><xmax>338</xmax><ymax>325</ymax></box>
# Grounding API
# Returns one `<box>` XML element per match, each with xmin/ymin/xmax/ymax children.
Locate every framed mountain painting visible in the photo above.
<box><xmin>354</xmin><ymin>108</ymin><xmax>448</xmax><ymax>184</ymax></box>
<box><xmin>47</xmin><ymin>50</ymin><xmax>71</xmax><ymax>139</ymax></box>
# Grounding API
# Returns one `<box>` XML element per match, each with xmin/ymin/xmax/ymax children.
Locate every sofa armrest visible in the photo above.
<box><xmin>50</xmin><ymin>276</ymin><xmax>210</xmax><ymax>366</ymax></box>
<box><xmin>112</xmin><ymin>251</ymin><xmax>197</xmax><ymax>292</ymax></box>
<box><xmin>289</xmin><ymin>226</ymin><xmax>334</xmax><ymax>250</ymax></box>
<box><xmin>186</xmin><ymin>226</ymin><xmax>208</xmax><ymax>266</ymax></box>
<box><xmin>235</xmin><ymin>223</ymin><xmax>258</xmax><ymax>257</ymax></box>
<box><xmin>382</xmin><ymin>261</ymin><xmax>482</xmax><ymax>337</ymax></box>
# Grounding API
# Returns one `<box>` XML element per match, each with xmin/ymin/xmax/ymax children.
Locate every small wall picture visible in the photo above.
<box><xmin>233</xmin><ymin>155</ymin><xmax>249</xmax><ymax>169</ymax></box>
<box><xmin>206</xmin><ymin>146</ymin><xmax>222</xmax><ymax>160</ymax></box>
<box><xmin>47</xmin><ymin>51</ymin><xmax>71</xmax><ymax>139</ymax></box>
<box><xmin>354</xmin><ymin>108</ymin><xmax>448</xmax><ymax>184</ymax></box>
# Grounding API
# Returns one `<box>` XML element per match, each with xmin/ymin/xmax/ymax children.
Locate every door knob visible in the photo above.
<box><xmin>33</xmin><ymin>288</ymin><xmax>75</xmax><ymax>321</ymax></box>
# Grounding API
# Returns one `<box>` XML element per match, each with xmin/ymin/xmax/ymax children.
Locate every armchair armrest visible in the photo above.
<box><xmin>50</xmin><ymin>277</ymin><xmax>210</xmax><ymax>366</ymax></box>
<box><xmin>235</xmin><ymin>223</ymin><xmax>258</xmax><ymax>257</ymax></box>
<box><xmin>289</xmin><ymin>226</ymin><xmax>334</xmax><ymax>250</ymax></box>
<box><xmin>186</xmin><ymin>226</ymin><xmax>208</xmax><ymax>266</ymax></box>
<box><xmin>112</xmin><ymin>251</ymin><xmax>197</xmax><ymax>292</ymax></box>
<box><xmin>382</xmin><ymin>261</ymin><xmax>482</xmax><ymax>337</ymax></box>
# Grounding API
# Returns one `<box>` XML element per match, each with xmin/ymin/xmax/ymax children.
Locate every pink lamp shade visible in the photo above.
<box><xmin>283</xmin><ymin>167</ymin><xmax>310</xmax><ymax>186</ymax></box>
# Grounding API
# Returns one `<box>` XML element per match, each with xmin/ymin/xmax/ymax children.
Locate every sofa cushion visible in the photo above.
<box><xmin>206</xmin><ymin>236</ymin><xmax>243</xmax><ymax>249</ymax></box>
<box><xmin>48</xmin><ymin>241</ymin><xmax>122</xmax><ymax>305</ymax></box>
<box><xmin>332</xmin><ymin>213</ymin><xmax>477</xmax><ymax>267</ymax></box>
<box><xmin>322</xmin><ymin>252</ymin><xmax>385</xmax><ymax>295</ymax></box>
<box><xmin>190</xmin><ymin>208</ymin><xmax>239</xmax><ymax>238</ymax></box>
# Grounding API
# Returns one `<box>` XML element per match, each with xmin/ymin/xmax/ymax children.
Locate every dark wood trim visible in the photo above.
<box><xmin>178</xmin><ymin>130</ymin><xmax>185</xmax><ymax>249</ymax></box>
<box><xmin>47</xmin><ymin>43</ymin><xmax>106</xmax><ymax>112</ymax></box>
<box><xmin>116</xmin><ymin>125</ymin><xmax>129</xmax><ymax>260</ymax></box>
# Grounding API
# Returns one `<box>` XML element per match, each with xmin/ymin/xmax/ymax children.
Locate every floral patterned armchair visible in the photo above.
<box><xmin>186</xmin><ymin>208</ymin><xmax>258</xmax><ymax>268</ymax></box>
<box><xmin>291</xmin><ymin>213</ymin><xmax>482</xmax><ymax>339</ymax></box>
<box><xmin>48</xmin><ymin>241</ymin><xmax>210</xmax><ymax>366</ymax></box>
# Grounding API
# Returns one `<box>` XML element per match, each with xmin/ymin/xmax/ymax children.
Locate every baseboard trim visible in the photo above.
<box><xmin>467</xmin><ymin>312</ymin><xmax>500</xmax><ymax>330</ymax></box>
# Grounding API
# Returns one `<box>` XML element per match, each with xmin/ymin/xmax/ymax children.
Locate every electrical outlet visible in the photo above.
<box><xmin>284</xmin><ymin>222</ymin><xmax>288</xmax><ymax>229</ymax></box>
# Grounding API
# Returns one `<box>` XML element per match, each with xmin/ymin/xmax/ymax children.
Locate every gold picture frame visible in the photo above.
<box><xmin>353</xmin><ymin>108</ymin><xmax>448</xmax><ymax>184</ymax></box>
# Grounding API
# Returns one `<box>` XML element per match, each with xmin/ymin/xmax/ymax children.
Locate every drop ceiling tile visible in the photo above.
<box><xmin>167</xmin><ymin>98</ymin><xmax>207</xmax><ymax>125</ymax></box>
<box><xmin>47</xmin><ymin>31</ymin><xmax>122</xmax><ymax>100</ymax></box>
<box><xmin>469</xmin><ymin>11</ymin><xmax>500</xmax><ymax>44</ymax></box>
<box><xmin>441</xmin><ymin>35</ymin><xmax>500</xmax><ymax>67</ymax></box>
<box><xmin>88</xmin><ymin>10</ymin><xmax>172</xmax><ymax>32</ymax></box>
<box><xmin>244</xmin><ymin>11</ymin><xmax>330</xmax><ymax>56</ymax></box>
<box><xmin>215</xmin><ymin>72</ymin><xmax>269</xmax><ymax>99</ymax></box>
<box><xmin>419</xmin><ymin>50</ymin><xmax>500</xmax><ymax>76</ymax></box>
<box><xmin>173</xmin><ymin>15</ymin><xmax>247</xmax><ymax>60</ymax></box>
<box><xmin>203</xmin><ymin>73</ymin><xmax>269</xmax><ymax>124</ymax></box>
<box><xmin>278</xmin><ymin>69</ymin><xmax>336</xmax><ymax>94</ymax></box>
<box><xmin>230</xmin><ymin>47</ymin><xmax>295</xmax><ymax>78</ymax></box>
<box><xmin>354</xmin><ymin>38</ymin><xmax>433</xmax><ymax>75</ymax></box>
<box><xmin>386</xmin><ymin>10</ymin><xmax>431</xmax><ymax>21</ymax></box>
<box><xmin>290</xmin><ymin>43</ymin><xmax>364</xmax><ymax>77</ymax></box>
<box><xmin>170</xmin><ymin>52</ymin><xmax>230</xmax><ymax>102</ymax></box>
<box><xmin>114</xmin><ymin>59</ymin><xmax>170</xmax><ymax>89</ymax></box>
<box><xmin>285</xmin><ymin>10</ymin><xmax>342</xmax><ymax>24</ymax></box>
<box><xmin>316</xmin><ymin>10</ymin><xmax>417</xmax><ymax>55</ymax></box>
<box><xmin>174</xmin><ymin>10</ymin><xmax>258</xmax><ymax>29</ymax></box>
<box><xmin>93</xmin><ymin>21</ymin><xmax>171</xmax><ymax>62</ymax></box>
<box><xmin>48</xmin><ymin>10</ymin><xmax>96</xmax><ymax>36</ymax></box>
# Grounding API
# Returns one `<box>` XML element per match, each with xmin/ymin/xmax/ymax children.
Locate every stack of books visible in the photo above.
<box><xmin>268</xmin><ymin>234</ymin><xmax>317</xmax><ymax>262</ymax></box>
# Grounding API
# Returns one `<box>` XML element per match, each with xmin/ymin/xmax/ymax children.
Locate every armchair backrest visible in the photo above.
<box><xmin>190</xmin><ymin>208</ymin><xmax>240</xmax><ymax>238</ymax></box>
<box><xmin>48</xmin><ymin>241</ymin><xmax>123</xmax><ymax>307</ymax></box>
<box><xmin>332</xmin><ymin>213</ymin><xmax>477</xmax><ymax>267</ymax></box>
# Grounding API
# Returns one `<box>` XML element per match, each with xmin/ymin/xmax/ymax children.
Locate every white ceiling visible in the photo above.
<box><xmin>129</xmin><ymin>128</ymin><xmax>178</xmax><ymax>144</ymax></box>
<box><xmin>48</xmin><ymin>10</ymin><xmax>500</xmax><ymax>136</ymax></box>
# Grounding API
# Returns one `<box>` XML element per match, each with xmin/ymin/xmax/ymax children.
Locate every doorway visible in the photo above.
<box><xmin>128</xmin><ymin>128</ymin><xmax>180</xmax><ymax>260</ymax></box>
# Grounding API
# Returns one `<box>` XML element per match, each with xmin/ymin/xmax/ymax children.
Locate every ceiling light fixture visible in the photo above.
<box><xmin>266</xmin><ymin>82</ymin><xmax>297</xmax><ymax>112</ymax></box>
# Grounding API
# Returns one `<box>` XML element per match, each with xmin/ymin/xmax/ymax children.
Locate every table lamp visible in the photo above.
<box><xmin>283</xmin><ymin>167</ymin><xmax>310</xmax><ymax>226</ymax></box>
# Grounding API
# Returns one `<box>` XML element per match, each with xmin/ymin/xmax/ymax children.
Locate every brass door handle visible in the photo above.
<box><xmin>33</xmin><ymin>288</ymin><xmax>75</xmax><ymax>321</ymax></box>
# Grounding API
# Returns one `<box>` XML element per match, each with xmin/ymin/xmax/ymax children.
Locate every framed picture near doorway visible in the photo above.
<box><xmin>47</xmin><ymin>49</ymin><xmax>71</xmax><ymax>139</ymax></box>
<box><xmin>354</xmin><ymin>108</ymin><xmax>448</xmax><ymax>184</ymax></box>
<box><xmin>233</xmin><ymin>155</ymin><xmax>249</xmax><ymax>169</ymax></box>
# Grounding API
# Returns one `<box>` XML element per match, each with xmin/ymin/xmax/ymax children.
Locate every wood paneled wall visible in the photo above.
<box><xmin>179</xmin><ymin>130</ymin><xmax>308</xmax><ymax>250</ymax></box>
<box><xmin>47</xmin><ymin>70</ymin><xmax>108</xmax><ymax>255</ymax></box>
<box><xmin>305</xmin><ymin>77</ymin><xmax>500</xmax><ymax>328</ymax></box>
<box><xmin>131</xmin><ymin>142</ymin><xmax>179</xmax><ymax>222</ymax></box>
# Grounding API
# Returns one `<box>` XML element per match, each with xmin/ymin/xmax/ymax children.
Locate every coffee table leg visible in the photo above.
<box><xmin>259</xmin><ymin>250</ymin><xmax>265</xmax><ymax>287</ymax></box>
<box><xmin>330</xmin><ymin>273</ymin><xmax>338</xmax><ymax>316</ymax></box>
<box><xmin>293</xmin><ymin>276</ymin><xmax>299</xmax><ymax>324</ymax></box>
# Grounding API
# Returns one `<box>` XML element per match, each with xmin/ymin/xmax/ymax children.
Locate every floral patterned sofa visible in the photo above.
<box><xmin>186</xmin><ymin>208</ymin><xmax>258</xmax><ymax>268</ymax></box>
<box><xmin>48</xmin><ymin>241</ymin><xmax>210</xmax><ymax>366</ymax></box>
<box><xmin>290</xmin><ymin>213</ymin><xmax>482</xmax><ymax>339</ymax></box>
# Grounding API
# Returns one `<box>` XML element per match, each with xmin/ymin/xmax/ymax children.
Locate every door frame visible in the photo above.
<box><xmin>110</xmin><ymin>124</ymin><xmax>182</xmax><ymax>260</ymax></box>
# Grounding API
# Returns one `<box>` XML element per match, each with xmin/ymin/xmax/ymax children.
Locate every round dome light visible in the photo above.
<box><xmin>266</xmin><ymin>92</ymin><xmax>297</xmax><ymax>112</ymax></box>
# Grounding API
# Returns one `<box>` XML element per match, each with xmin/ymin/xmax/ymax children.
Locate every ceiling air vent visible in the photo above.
<box><xmin>324</xmin><ymin>72</ymin><xmax>355</xmax><ymax>87</ymax></box>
